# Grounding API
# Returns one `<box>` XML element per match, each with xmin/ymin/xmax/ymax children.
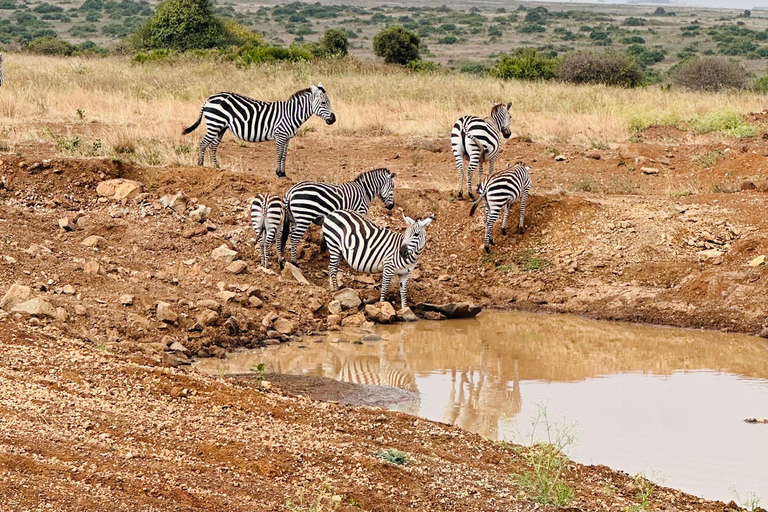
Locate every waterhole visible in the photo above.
<box><xmin>196</xmin><ymin>311</ymin><xmax>768</xmax><ymax>502</ymax></box>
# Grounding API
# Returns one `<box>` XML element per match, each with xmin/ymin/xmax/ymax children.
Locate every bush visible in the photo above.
<box><xmin>754</xmin><ymin>75</ymin><xmax>768</xmax><ymax>93</ymax></box>
<box><xmin>373</xmin><ymin>25</ymin><xmax>419</xmax><ymax>65</ymax></box>
<box><xmin>32</xmin><ymin>2</ymin><xmax>62</xmax><ymax>13</ymax></box>
<box><xmin>669</xmin><ymin>57</ymin><xmax>747</xmax><ymax>92</ymax></box>
<box><xmin>622</xmin><ymin>17</ymin><xmax>646</xmax><ymax>26</ymax></box>
<box><xmin>26</xmin><ymin>36</ymin><xmax>75</xmax><ymax>55</ymax></box>
<box><xmin>518</xmin><ymin>23</ymin><xmax>546</xmax><ymax>33</ymax></box>
<box><xmin>407</xmin><ymin>59</ymin><xmax>437</xmax><ymax>72</ymax></box>
<box><xmin>489</xmin><ymin>48</ymin><xmax>559</xmax><ymax>81</ymax></box>
<box><xmin>318</xmin><ymin>28</ymin><xmax>348</xmax><ymax>58</ymax></box>
<box><xmin>559</xmin><ymin>51</ymin><xmax>643</xmax><ymax>87</ymax></box>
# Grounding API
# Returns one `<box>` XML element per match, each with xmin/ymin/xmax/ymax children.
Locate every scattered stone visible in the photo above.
<box><xmin>96</xmin><ymin>179</ymin><xmax>143</xmax><ymax>200</ymax></box>
<box><xmin>215</xmin><ymin>291</ymin><xmax>237</xmax><ymax>303</ymax></box>
<box><xmin>58</xmin><ymin>217</ymin><xmax>77</xmax><ymax>231</ymax></box>
<box><xmin>62</xmin><ymin>285</ymin><xmax>76</xmax><ymax>295</ymax></box>
<box><xmin>12</xmin><ymin>297</ymin><xmax>56</xmax><ymax>319</ymax></box>
<box><xmin>641</xmin><ymin>167</ymin><xmax>660</xmax><ymax>175</ymax></box>
<box><xmin>415</xmin><ymin>302</ymin><xmax>482</xmax><ymax>319</ymax></box>
<box><xmin>333</xmin><ymin>288</ymin><xmax>361</xmax><ymax>310</ymax></box>
<box><xmin>759</xmin><ymin>327</ymin><xmax>768</xmax><ymax>339</ymax></box>
<box><xmin>273</xmin><ymin>318</ymin><xmax>294</xmax><ymax>335</ymax></box>
<box><xmin>226</xmin><ymin>260</ymin><xmax>248</xmax><ymax>274</ymax></box>
<box><xmin>197</xmin><ymin>309</ymin><xmax>219</xmax><ymax>327</ymax></box>
<box><xmin>156</xmin><ymin>302</ymin><xmax>178</xmax><ymax>324</ymax></box>
<box><xmin>81</xmin><ymin>235</ymin><xmax>107</xmax><ymax>249</ymax></box>
<box><xmin>84</xmin><ymin>260</ymin><xmax>101</xmax><ymax>275</ymax></box>
<box><xmin>327</xmin><ymin>314</ymin><xmax>341</xmax><ymax>327</ymax></box>
<box><xmin>169</xmin><ymin>341</ymin><xmax>188</xmax><ymax>353</ymax></box>
<box><xmin>25</xmin><ymin>244</ymin><xmax>52</xmax><ymax>257</ymax></box>
<box><xmin>423</xmin><ymin>311</ymin><xmax>447</xmax><ymax>321</ymax></box>
<box><xmin>397</xmin><ymin>307</ymin><xmax>418</xmax><ymax>322</ymax></box>
<box><xmin>554</xmin><ymin>154</ymin><xmax>566</xmax><ymax>161</ymax></box>
<box><xmin>280</xmin><ymin>262</ymin><xmax>310</xmax><ymax>285</ymax></box>
<box><xmin>0</xmin><ymin>284</ymin><xmax>32</xmax><ymax>310</ymax></box>
<box><xmin>697</xmin><ymin>249</ymin><xmax>724</xmax><ymax>264</ymax></box>
<box><xmin>188</xmin><ymin>204</ymin><xmax>211</xmax><ymax>223</ymax></box>
<box><xmin>74</xmin><ymin>304</ymin><xmax>87</xmax><ymax>316</ymax></box>
<box><xmin>262</xmin><ymin>311</ymin><xmax>279</xmax><ymax>327</ymax></box>
<box><xmin>364</xmin><ymin>302</ymin><xmax>397</xmax><ymax>323</ymax></box>
<box><xmin>224</xmin><ymin>317</ymin><xmax>240</xmax><ymax>335</ymax></box>
<box><xmin>211</xmin><ymin>244</ymin><xmax>238</xmax><ymax>265</ymax></box>
<box><xmin>55</xmin><ymin>307</ymin><xmax>68</xmax><ymax>323</ymax></box>
<box><xmin>437</xmin><ymin>274</ymin><xmax>451</xmax><ymax>282</ymax></box>
<box><xmin>341</xmin><ymin>312</ymin><xmax>366</xmax><ymax>327</ymax></box>
<box><xmin>328</xmin><ymin>300</ymin><xmax>342</xmax><ymax>315</ymax></box>
<box><xmin>119</xmin><ymin>294</ymin><xmax>134</xmax><ymax>306</ymax></box>
<box><xmin>160</xmin><ymin>191</ymin><xmax>189</xmax><ymax>213</ymax></box>
<box><xmin>748</xmin><ymin>255</ymin><xmax>765</xmax><ymax>267</ymax></box>
<box><xmin>744</xmin><ymin>417</ymin><xmax>768</xmax><ymax>424</ymax></box>
<box><xmin>196</xmin><ymin>299</ymin><xmax>220</xmax><ymax>311</ymax></box>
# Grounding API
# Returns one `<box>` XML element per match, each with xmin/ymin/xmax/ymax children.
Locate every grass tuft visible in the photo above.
<box><xmin>376</xmin><ymin>448</ymin><xmax>409</xmax><ymax>465</ymax></box>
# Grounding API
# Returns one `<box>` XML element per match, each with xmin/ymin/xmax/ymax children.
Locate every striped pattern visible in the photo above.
<box><xmin>182</xmin><ymin>83</ymin><xmax>336</xmax><ymax>176</ymax></box>
<box><xmin>470</xmin><ymin>163</ymin><xmax>531</xmax><ymax>254</ymax></box>
<box><xmin>338</xmin><ymin>349</ymin><xmax>417</xmax><ymax>391</ymax></box>
<box><xmin>451</xmin><ymin>102</ymin><xmax>512</xmax><ymax>200</ymax></box>
<box><xmin>322</xmin><ymin>210</ymin><xmax>433</xmax><ymax>309</ymax></box>
<box><xmin>278</xmin><ymin>168</ymin><xmax>396</xmax><ymax>267</ymax></box>
<box><xmin>250</xmin><ymin>193</ymin><xmax>284</xmax><ymax>269</ymax></box>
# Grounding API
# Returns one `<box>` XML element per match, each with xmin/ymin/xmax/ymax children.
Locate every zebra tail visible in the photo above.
<box><xmin>279</xmin><ymin>205</ymin><xmax>292</xmax><ymax>253</ymax></box>
<box><xmin>182</xmin><ymin>110</ymin><xmax>203</xmax><ymax>135</ymax></box>
<box><xmin>469</xmin><ymin>193</ymin><xmax>485</xmax><ymax>217</ymax></box>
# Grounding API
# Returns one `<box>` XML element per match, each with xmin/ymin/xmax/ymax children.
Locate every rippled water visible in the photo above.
<box><xmin>196</xmin><ymin>311</ymin><xmax>768</xmax><ymax>502</ymax></box>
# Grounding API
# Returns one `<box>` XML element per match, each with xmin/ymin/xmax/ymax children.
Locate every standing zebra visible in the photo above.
<box><xmin>250</xmin><ymin>193</ymin><xmax>284</xmax><ymax>269</ymax></box>
<box><xmin>278</xmin><ymin>168</ymin><xmax>396</xmax><ymax>268</ymax></box>
<box><xmin>322</xmin><ymin>210</ymin><xmax>433</xmax><ymax>309</ymax></box>
<box><xmin>451</xmin><ymin>102</ymin><xmax>512</xmax><ymax>200</ymax></box>
<box><xmin>182</xmin><ymin>83</ymin><xmax>336</xmax><ymax>176</ymax></box>
<box><xmin>469</xmin><ymin>163</ymin><xmax>531</xmax><ymax>254</ymax></box>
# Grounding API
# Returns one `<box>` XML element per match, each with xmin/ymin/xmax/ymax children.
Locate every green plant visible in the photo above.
<box><xmin>489</xmin><ymin>48</ymin><xmax>559</xmax><ymax>81</ymax></box>
<box><xmin>26</xmin><ymin>36</ymin><xmax>76</xmax><ymax>56</ymax></box>
<box><xmin>711</xmin><ymin>182</ymin><xmax>739</xmax><ymax>193</ymax></box>
<box><xmin>729</xmin><ymin>486</ymin><xmax>762</xmax><ymax>512</ymax></box>
<box><xmin>76</xmin><ymin>109</ymin><xmax>85</xmax><ymax>120</ymax></box>
<box><xmin>575</xmin><ymin>176</ymin><xmax>597</xmax><ymax>192</ymax></box>
<box><xmin>590</xmin><ymin>138</ymin><xmax>609</xmax><ymax>150</ymax></box>
<box><xmin>373</xmin><ymin>25</ymin><xmax>420</xmax><ymax>65</ymax></box>
<box><xmin>317</xmin><ymin>28</ymin><xmax>349</xmax><ymax>58</ymax></box>
<box><xmin>694</xmin><ymin>149</ymin><xmax>725</xmax><ymax>167</ymax></box>
<box><xmin>692</xmin><ymin>111</ymin><xmax>753</xmax><ymax>137</ymax></box>
<box><xmin>624</xmin><ymin>473</ymin><xmax>658</xmax><ymax>511</ymax></box>
<box><xmin>376</xmin><ymin>448</ymin><xmax>408</xmax><ymax>465</ymax></box>
<box><xmin>518</xmin><ymin>249</ymin><xmax>551</xmax><ymax>271</ymax></box>
<box><xmin>559</xmin><ymin>50</ymin><xmax>643</xmax><ymax>88</ymax></box>
<box><xmin>249</xmin><ymin>362</ymin><xmax>267</xmax><ymax>381</ymax></box>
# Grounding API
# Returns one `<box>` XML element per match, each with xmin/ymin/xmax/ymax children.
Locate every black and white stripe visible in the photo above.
<box><xmin>338</xmin><ymin>341</ymin><xmax>417</xmax><ymax>391</ymax></box>
<box><xmin>322</xmin><ymin>210</ymin><xmax>433</xmax><ymax>309</ymax></box>
<box><xmin>469</xmin><ymin>163</ymin><xmax>531</xmax><ymax>254</ymax></box>
<box><xmin>451</xmin><ymin>102</ymin><xmax>512</xmax><ymax>200</ymax></box>
<box><xmin>250</xmin><ymin>193</ymin><xmax>284</xmax><ymax>269</ymax></box>
<box><xmin>278</xmin><ymin>168</ymin><xmax>396</xmax><ymax>267</ymax></box>
<box><xmin>182</xmin><ymin>83</ymin><xmax>336</xmax><ymax>176</ymax></box>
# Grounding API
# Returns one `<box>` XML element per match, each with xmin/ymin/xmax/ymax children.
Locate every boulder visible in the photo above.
<box><xmin>328</xmin><ymin>300</ymin><xmax>342</xmax><ymax>315</ymax></box>
<box><xmin>364</xmin><ymin>302</ymin><xmax>397</xmax><ymax>323</ymax></box>
<box><xmin>160</xmin><ymin>191</ymin><xmax>189</xmax><ymax>213</ymax></box>
<box><xmin>96</xmin><ymin>179</ymin><xmax>143</xmax><ymax>200</ymax></box>
<box><xmin>226</xmin><ymin>260</ymin><xmax>248</xmax><ymax>274</ymax></box>
<box><xmin>397</xmin><ymin>307</ymin><xmax>418</xmax><ymax>322</ymax></box>
<box><xmin>211</xmin><ymin>244</ymin><xmax>238</xmax><ymax>265</ymax></box>
<box><xmin>197</xmin><ymin>309</ymin><xmax>219</xmax><ymax>327</ymax></box>
<box><xmin>0</xmin><ymin>284</ymin><xmax>32</xmax><ymax>310</ymax></box>
<box><xmin>188</xmin><ymin>204</ymin><xmax>211</xmax><ymax>223</ymax></box>
<box><xmin>333</xmin><ymin>288</ymin><xmax>361</xmax><ymax>310</ymax></box>
<box><xmin>641</xmin><ymin>167</ymin><xmax>660</xmax><ymax>175</ymax></box>
<box><xmin>748</xmin><ymin>255</ymin><xmax>765</xmax><ymax>267</ymax></box>
<box><xmin>196</xmin><ymin>299</ymin><xmax>221</xmax><ymax>311</ymax></box>
<box><xmin>327</xmin><ymin>314</ymin><xmax>341</xmax><ymax>327</ymax></box>
<box><xmin>414</xmin><ymin>302</ymin><xmax>482</xmax><ymax>319</ymax></box>
<box><xmin>55</xmin><ymin>307</ymin><xmax>68</xmax><ymax>323</ymax></box>
<box><xmin>25</xmin><ymin>244</ymin><xmax>52</xmax><ymax>257</ymax></box>
<box><xmin>261</xmin><ymin>311</ymin><xmax>279</xmax><ymax>327</ymax></box>
<box><xmin>169</xmin><ymin>341</ymin><xmax>189</xmax><ymax>353</ymax></box>
<box><xmin>280</xmin><ymin>262</ymin><xmax>310</xmax><ymax>285</ymax></box>
<box><xmin>81</xmin><ymin>235</ymin><xmax>107</xmax><ymax>249</ymax></box>
<box><xmin>12</xmin><ymin>297</ymin><xmax>56</xmax><ymax>319</ymax></box>
<box><xmin>273</xmin><ymin>318</ymin><xmax>294</xmax><ymax>335</ymax></box>
<box><xmin>341</xmin><ymin>312</ymin><xmax>366</xmax><ymax>328</ymax></box>
<box><xmin>156</xmin><ymin>302</ymin><xmax>178</xmax><ymax>324</ymax></box>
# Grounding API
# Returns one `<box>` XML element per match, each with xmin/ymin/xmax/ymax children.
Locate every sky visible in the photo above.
<box><xmin>532</xmin><ymin>0</ymin><xmax>768</xmax><ymax>10</ymax></box>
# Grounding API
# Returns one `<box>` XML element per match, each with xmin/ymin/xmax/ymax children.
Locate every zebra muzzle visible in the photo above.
<box><xmin>326</xmin><ymin>114</ymin><xmax>337</xmax><ymax>125</ymax></box>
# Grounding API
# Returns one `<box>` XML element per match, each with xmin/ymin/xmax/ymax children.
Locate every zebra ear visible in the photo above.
<box><xmin>310</xmin><ymin>83</ymin><xmax>318</xmax><ymax>93</ymax></box>
<box><xmin>403</xmin><ymin>213</ymin><xmax>415</xmax><ymax>225</ymax></box>
<box><xmin>420</xmin><ymin>215</ymin><xmax>434</xmax><ymax>227</ymax></box>
<box><xmin>389</xmin><ymin>172</ymin><xmax>397</xmax><ymax>179</ymax></box>
<box><xmin>317</xmin><ymin>82</ymin><xmax>325</xmax><ymax>91</ymax></box>
<box><xmin>507</xmin><ymin>102</ymin><xmax>512</xmax><ymax>110</ymax></box>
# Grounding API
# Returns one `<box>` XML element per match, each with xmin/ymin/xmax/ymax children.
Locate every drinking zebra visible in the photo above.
<box><xmin>322</xmin><ymin>210</ymin><xmax>433</xmax><ymax>310</ymax></box>
<box><xmin>278</xmin><ymin>168</ymin><xmax>396</xmax><ymax>267</ymax></box>
<box><xmin>250</xmin><ymin>193</ymin><xmax>284</xmax><ymax>269</ymax></box>
<box><xmin>182</xmin><ymin>83</ymin><xmax>336</xmax><ymax>176</ymax></box>
<box><xmin>450</xmin><ymin>102</ymin><xmax>512</xmax><ymax>200</ymax></box>
<box><xmin>469</xmin><ymin>163</ymin><xmax>531</xmax><ymax>254</ymax></box>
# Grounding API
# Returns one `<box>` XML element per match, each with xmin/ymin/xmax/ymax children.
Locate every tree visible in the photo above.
<box><xmin>559</xmin><ymin>51</ymin><xmax>643</xmax><ymax>88</ymax></box>
<box><xmin>669</xmin><ymin>57</ymin><xmax>747</xmax><ymax>92</ymax></box>
<box><xmin>743</xmin><ymin>10</ymin><xmax>751</xmax><ymax>18</ymax></box>
<box><xmin>373</xmin><ymin>25</ymin><xmax>419</xmax><ymax>65</ymax></box>
<box><xmin>488</xmin><ymin>48</ymin><xmax>559</xmax><ymax>81</ymax></box>
<box><xmin>319</xmin><ymin>28</ymin><xmax>348</xmax><ymax>58</ymax></box>
<box><xmin>129</xmin><ymin>0</ymin><xmax>237</xmax><ymax>51</ymax></box>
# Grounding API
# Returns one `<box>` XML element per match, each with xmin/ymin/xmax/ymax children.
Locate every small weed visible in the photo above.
<box><xmin>249</xmin><ymin>362</ymin><xmax>267</xmax><ymax>382</ymax></box>
<box><xmin>518</xmin><ymin>132</ymin><xmax>534</xmax><ymax>143</ymax></box>
<box><xmin>286</xmin><ymin>486</ymin><xmax>341</xmax><ymax>512</ymax></box>
<box><xmin>605</xmin><ymin>177</ymin><xmax>635</xmax><ymax>195</ymax></box>
<box><xmin>175</xmin><ymin>144</ymin><xmax>192</xmax><ymax>155</ymax></box>
<box><xmin>518</xmin><ymin>249</ymin><xmax>551</xmax><ymax>271</ymax></box>
<box><xmin>76</xmin><ymin>108</ymin><xmax>85</xmax><ymax>120</ymax></box>
<box><xmin>691</xmin><ymin>110</ymin><xmax>755</xmax><ymax>138</ymax></box>
<box><xmin>376</xmin><ymin>448</ymin><xmax>408</xmax><ymax>465</ymax></box>
<box><xmin>629</xmin><ymin>134</ymin><xmax>643</xmax><ymax>143</ymax></box>
<box><xmin>694</xmin><ymin>149</ymin><xmax>725</xmax><ymax>168</ymax></box>
<box><xmin>496</xmin><ymin>264</ymin><xmax>515</xmax><ymax>272</ymax></box>
<box><xmin>145</xmin><ymin>170</ymin><xmax>160</xmax><ymax>191</ymax></box>
<box><xmin>729</xmin><ymin>486</ymin><xmax>762</xmax><ymax>512</ymax></box>
<box><xmin>94</xmin><ymin>342</ymin><xmax>112</xmax><ymax>353</ymax></box>
<box><xmin>575</xmin><ymin>176</ymin><xmax>597</xmax><ymax>192</ymax></box>
<box><xmin>625</xmin><ymin>473</ymin><xmax>657</xmax><ymax>512</ymax></box>
<box><xmin>590</xmin><ymin>138</ymin><xmax>609</xmax><ymax>150</ymax></box>
<box><xmin>711</xmin><ymin>182</ymin><xmax>739</xmax><ymax>193</ymax></box>
<box><xmin>544</xmin><ymin>145</ymin><xmax>561</xmax><ymax>156</ymax></box>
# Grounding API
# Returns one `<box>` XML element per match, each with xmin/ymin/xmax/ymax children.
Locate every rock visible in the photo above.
<box><xmin>397</xmin><ymin>307</ymin><xmax>418</xmax><ymax>322</ymax></box>
<box><xmin>328</xmin><ymin>300</ymin><xmax>342</xmax><ymax>315</ymax></box>
<box><xmin>196</xmin><ymin>299</ymin><xmax>220</xmax><ymax>311</ymax></box>
<box><xmin>211</xmin><ymin>244</ymin><xmax>238</xmax><ymax>265</ymax></box>
<box><xmin>156</xmin><ymin>302</ymin><xmax>178</xmax><ymax>324</ymax></box>
<box><xmin>744</xmin><ymin>417</ymin><xmax>768</xmax><ymax>423</ymax></box>
<box><xmin>188</xmin><ymin>204</ymin><xmax>211</xmax><ymax>223</ymax></box>
<box><xmin>554</xmin><ymin>154</ymin><xmax>566</xmax><ymax>161</ymax></box>
<box><xmin>119</xmin><ymin>294</ymin><xmax>133</xmax><ymax>305</ymax></box>
<box><xmin>169</xmin><ymin>341</ymin><xmax>188</xmax><ymax>353</ymax></box>
<box><xmin>62</xmin><ymin>285</ymin><xmax>76</xmax><ymax>295</ymax></box>
<box><xmin>0</xmin><ymin>284</ymin><xmax>32</xmax><ymax>310</ymax></box>
<box><xmin>308</xmin><ymin>298</ymin><xmax>322</xmax><ymax>313</ymax></box>
<box><xmin>423</xmin><ymin>311</ymin><xmax>446</xmax><ymax>321</ymax></box>
<box><xmin>224</xmin><ymin>317</ymin><xmax>240</xmax><ymax>335</ymax></box>
<box><xmin>437</xmin><ymin>274</ymin><xmax>451</xmax><ymax>282</ymax></box>
<box><xmin>415</xmin><ymin>302</ymin><xmax>482</xmax><ymax>319</ymax></box>
<box><xmin>262</xmin><ymin>311</ymin><xmax>279</xmax><ymax>327</ymax></box>
<box><xmin>74</xmin><ymin>304</ymin><xmax>87</xmax><ymax>316</ymax></box>
<box><xmin>759</xmin><ymin>327</ymin><xmax>768</xmax><ymax>339</ymax></box>
<box><xmin>641</xmin><ymin>167</ymin><xmax>660</xmax><ymax>175</ymax></box>
<box><xmin>25</xmin><ymin>244</ymin><xmax>52</xmax><ymax>257</ymax></box>
<box><xmin>273</xmin><ymin>317</ymin><xmax>294</xmax><ymax>334</ymax></box>
<box><xmin>341</xmin><ymin>312</ymin><xmax>366</xmax><ymax>327</ymax></box>
<box><xmin>12</xmin><ymin>297</ymin><xmax>56</xmax><ymax>319</ymax></box>
<box><xmin>327</xmin><ymin>314</ymin><xmax>341</xmax><ymax>327</ymax></box>
<box><xmin>58</xmin><ymin>217</ymin><xmax>77</xmax><ymax>231</ymax></box>
<box><xmin>226</xmin><ymin>260</ymin><xmax>248</xmax><ymax>274</ymax></box>
<box><xmin>160</xmin><ymin>191</ymin><xmax>188</xmax><ymax>213</ymax></box>
<box><xmin>364</xmin><ymin>302</ymin><xmax>397</xmax><ymax>323</ymax></box>
<box><xmin>55</xmin><ymin>307</ymin><xmax>68</xmax><ymax>323</ymax></box>
<box><xmin>197</xmin><ymin>309</ymin><xmax>219</xmax><ymax>327</ymax></box>
<box><xmin>81</xmin><ymin>235</ymin><xmax>107</xmax><ymax>249</ymax></box>
<box><xmin>697</xmin><ymin>249</ymin><xmax>724</xmax><ymax>264</ymax></box>
<box><xmin>748</xmin><ymin>255</ymin><xmax>765</xmax><ymax>267</ymax></box>
<box><xmin>84</xmin><ymin>261</ymin><xmax>101</xmax><ymax>275</ymax></box>
<box><xmin>96</xmin><ymin>179</ymin><xmax>143</xmax><ymax>200</ymax></box>
<box><xmin>280</xmin><ymin>262</ymin><xmax>310</xmax><ymax>285</ymax></box>
<box><xmin>247</xmin><ymin>296</ymin><xmax>263</xmax><ymax>309</ymax></box>
<box><xmin>361</xmin><ymin>334</ymin><xmax>383</xmax><ymax>342</ymax></box>
<box><xmin>215</xmin><ymin>291</ymin><xmax>237</xmax><ymax>303</ymax></box>
<box><xmin>333</xmin><ymin>288</ymin><xmax>361</xmax><ymax>310</ymax></box>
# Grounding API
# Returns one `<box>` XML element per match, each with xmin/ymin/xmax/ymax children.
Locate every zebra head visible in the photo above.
<box><xmin>356</xmin><ymin>168</ymin><xmax>396</xmax><ymax>210</ymax></box>
<box><xmin>310</xmin><ymin>83</ymin><xmax>336</xmax><ymax>125</ymax></box>
<box><xmin>490</xmin><ymin>102</ymin><xmax>512</xmax><ymax>139</ymax></box>
<box><xmin>399</xmin><ymin>214</ymin><xmax>434</xmax><ymax>260</ymax></box>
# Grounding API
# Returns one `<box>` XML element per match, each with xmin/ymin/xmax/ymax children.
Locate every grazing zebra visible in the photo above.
<box><xmin>182</xmin><ymin>83</ymin><xmax>336</xmax><ymax>176</ymax></box>
<box><xmin>469</xmin><ymin>163</ymin><xmax>531</xmax><ymax>254</ymax></box>
<box><xmin>322</xmin><ymin>210</ymin><xmax>433</xmax><ymax>309</ymax></box>
<box><xmin>451</xmin><ymin>102</ymin><xmax>512</xmax><ymax>201</ymax></box>
<box><xmin>250</xmin><ymin>193</ymin><xmax>284</xmax><ymax>269</ymax></box>
<box><xmin>278</xmin><ymin>168</ymin><xmax>396</xmax><ymax>267</ymax></box>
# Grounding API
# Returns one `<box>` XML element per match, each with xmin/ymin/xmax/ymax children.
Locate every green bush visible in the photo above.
<box><xmin>407</xmin><ymin>59</ymin><xmax>437</xmax><ymax>72</ymax></box>
<box><xmin>753</xmin><ymin>75</ymin><xmax>768</xmax><ymax>93</ymax></box>
<box><xmin>669</xmin><ymin>57</ymin><xmax>747</xmax><ymax>92</ymax></box>
<box><xmin>373</xmin><ymin>25</ymin><xmax>419</xmax><ymax>65</ymax></box>
<box><xmin>518</xmin><ymin>23</ymin><xmax>545</xmax><ymax>33</ymax></box>
<box><xmin>26</xmin><ymin>36</ymin><xmax>76</xmax><ymax>56</ymax></box>
<box><xmin>489</xmin><ymin>48</ymin><xmax>559</xmax><ymax>81</ymax></box>
<box><xmin>559</xmin><ymin>51</ymin><xmax>643</xmax><ymax>87</ymax></box>
<box><xmin>317</xmin><ymin>28</ymin><xmax>348</xmax><ymax>58</ymax></box>
<box><xmin>622</xmin><ymin>17</ymin><xmax>646</xmax><ymax>26</ymax></box>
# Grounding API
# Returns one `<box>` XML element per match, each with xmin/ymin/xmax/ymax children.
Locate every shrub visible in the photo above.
<box><xmin>622</xmin><ymin>17</ymin><xmax>646</xmax><ymax>26</ymax></box>
<box><xmin>489</xmin><ymin>48</ymin><xmax>559</xmax><ymax>81</ymax></box>
<box><xmin>559</xmin><ymin>51</ymin><xmax>643</xmax><ymax>87</ymax></box>
<box><xmin>318</xmin><ymin>28</ymin><xmax>348</xmax><ymax>58</ymax></box>
<box><xmin>32</xmin><ymin>2</ymin><xmax>62</xmax><ymax>13</ymax></box>
<box><xmin>669</xmin><ymin>57</ymin><xmax>747</xmax><ymax>92</ymax></box>
<box><xmin>373</xmin><ymin>25</ymin><xmax>419</xmax><ymax>65</ymax></box>
<box><xmin>753</xmin><ymin>75</ymin><xmax>768</xmax><ymax>93</ymax></box>
<box><xmin>26</xmin><ymin>36</ymin><xmax>75</xmax><ymax>56</ymax></box>
<box><xmin>407</xmin><ymin>59</ymin><xmax>437</xmax><ymax>72</ymax></box>
<box><xmin>518</xmin><ymin>23</ymin><xmax>546</xmax><ymax>33</ymax></box>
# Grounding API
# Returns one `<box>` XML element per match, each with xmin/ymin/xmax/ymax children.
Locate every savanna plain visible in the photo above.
<box><xmin>2</xmin><ymin>50</ymin><xmax>768</xmax><ymax>510</ymax></box>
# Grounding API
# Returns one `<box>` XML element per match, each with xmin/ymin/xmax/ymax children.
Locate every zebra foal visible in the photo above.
<box><xmin>469</xmin><ymin>163</ymin><xmax>531</xmax><ymax>254</ymax></box>
<box><xmin>279</xmin><ymin>168</ymin><xmax>396</xmax><ymax>268</ymax></box>
<box><xmin>183</xmin><ymin>83</ymin><xmax>336</xmax><ymax>176</ymax></box>
<box><xmin>250</xmin><ymin>193</ymin><xmax>284</xmax><ymax>269</ymax></box>
<box><xmin>451</xmin><ymin>102</ymin><xmax>512</xmax><ymax>200</ymax></box>
<box><xmin>322</xmin><ymin>210</ymin><xmax>433</xmax><ymax>310</ymax></box>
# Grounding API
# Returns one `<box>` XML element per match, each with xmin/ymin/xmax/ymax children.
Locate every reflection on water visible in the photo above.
<box><xmin>196</xmin><ymin>311</ymin><xmax>768</xmax><ymax>502</ymax></box>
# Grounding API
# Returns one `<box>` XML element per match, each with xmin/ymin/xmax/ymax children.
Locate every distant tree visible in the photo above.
<box><xmin>653</xmin><ymin>7</ymin><xmax>666</xmax><ymax>15</ymax></box>
<box><xmin>743</xmin><ymin>10</ymin><xmax>751</xmax><ymax>18</ymax></box>
<box><xmin>559</xmin><ymin>51</ymin><xmax>643</xmax><ymax>88</ymax></box>
<box><xmin>373</xmin><ymin>25</ymin><xmax>419</xmax><ymax>65</ymax></box>
<box><xmin>669</xmin><ymin>57</ymin><xmax>747</xmax><ymax>92</ymax></box>
<box><xmin>489</xmin><ymin>48</ymin><xmax>559</xmax><ymax>81</ymax></box>
<box><xmin>319</xmin><ymin>28</ymin><xmax>348</xmax><ymax>58</ymax></box>
<box><xmin>26</xmin><ymin>36</ymin><xmax>76</xmax><ymax>56</ymax></box>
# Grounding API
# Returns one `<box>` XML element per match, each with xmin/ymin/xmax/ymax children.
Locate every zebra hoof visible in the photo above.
<box><xmin>276</xmin><ymin>171</ymin><xmax>286</xmax><ymax>179</ymax></box>
<box><xmin>468</xmin><ymin>193</ymin><xmax>475</xmax><ymax>201</ymax></box>
<box><xmin>518</xmin><ymin>227</ymin><xmax>525</xmax><ymax>235</ymax></box>
<box><xmin>501</xmin><ymin>228</ymin><xmax>507</xmax><ymax>236</ymax></box>
<box><xmin>457</xmin><ymin>191</ymin><xmax>464</xmax><ymax>200</ymax></box>
<box><xmin>484</xmin><ymin>245</ymin><xmax>491</xmax><ymax>254</ymax></box>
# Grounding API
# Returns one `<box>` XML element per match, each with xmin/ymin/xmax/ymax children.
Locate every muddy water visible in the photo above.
<box><xmin>196</xmin><ymin>311</ymin><xmax>768</xmax><ymax>502</ymax></box>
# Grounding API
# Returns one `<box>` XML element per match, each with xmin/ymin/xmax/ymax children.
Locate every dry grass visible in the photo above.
<box><xmin>1</xmin><ymin>54</ymin><xmax>767</xmax><ymax>165</ymax></box>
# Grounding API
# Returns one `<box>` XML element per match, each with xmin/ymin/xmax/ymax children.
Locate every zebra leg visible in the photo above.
<box><xmin>380</xmin><ymin>266</ymin><xmax>394</xmax><ymax>304</ymax></box>
<box><xmin>197</xmin><ymin>138</ymin><xmax>208</xmax><ymax>166</ymax></box>
<box><xmin>260</xmin><ymin>233</ymin><xmax>268</xmax><ymax>268</ymax></box>
<box><xmin>328</xmin><ymin>249</ymin><xmax>341</xmax><ymax>291</ymax></box>
<box><xmin>519</xmin><ymin>188</ymin><xmax>529</xmax><ymax>235</ymax></box>
<box><xmin>501</xmin><ymin>203</ymin><xmax>511</xmax><ymax>236</ymax></box>
<box><xmin>484</xmin><ymin>205</ymin><xmax>501</xmax><ymax>254</ymax></box>
<box><xmin>398</xmin><ymin>273</ymin><xmax>411</xmax><ymax>310</ymax></box>
<box><xmin>466</xmin><ymin>150</ymin><xmax>480</xmax><ymax>202</ymax></box>
<box><xmin>275</xmin><ymin>134</ymin><xmax>289</xmax><ymax>178</ymax></box>
<box><xmin>289</xmin><ymin>228</ymin><xmax>303</xmax><ymax>266</ymax></box>
<box><xmin>452</xmin><ymin>146</ymin><xmax>465</xmax><ymax>200</ymax></box>
<box><xmin>210</xmin><ymin>132</ymin><xmax>225</xmax><ymax>169</ymax></box>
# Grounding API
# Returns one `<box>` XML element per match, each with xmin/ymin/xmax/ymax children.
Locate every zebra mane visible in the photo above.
<box><xmin>353</xmin><ymin>168</ymin><xmax>389</xmax><ymax>184</ymax></box>
<box><xmin>289</xmin><ymin>88</ymin><xmax>313</xmax><ymax>100</ymax></box>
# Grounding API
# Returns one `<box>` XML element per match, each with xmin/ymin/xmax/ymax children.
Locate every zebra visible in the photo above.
<box><xmin>469</xmin><ymin>163</ymin><xmax>531</xmax><ymax>254</ymax></box>
<box><xmin>278</xmin><ymin>168</ymin><xmax>396</xmax><ymax>268</ymax></box>
<box><xmin>322</xmin><ymin>210</ymin><xmax>433</xmax><ymax>310</ymax></box>
<box><xmin>250</xmin><ymin>193</ymin><xmax>284</xmax><ymax>269</ymax></box>
<box><xmin>450</xmin><ymin>102</ymin><xmax>512</xmax><ymax>201</ymax></box>
<box><xmin>182</xmin><ymin>83</ymin><xmax>336</xmax><ymax>176</ymax></box>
